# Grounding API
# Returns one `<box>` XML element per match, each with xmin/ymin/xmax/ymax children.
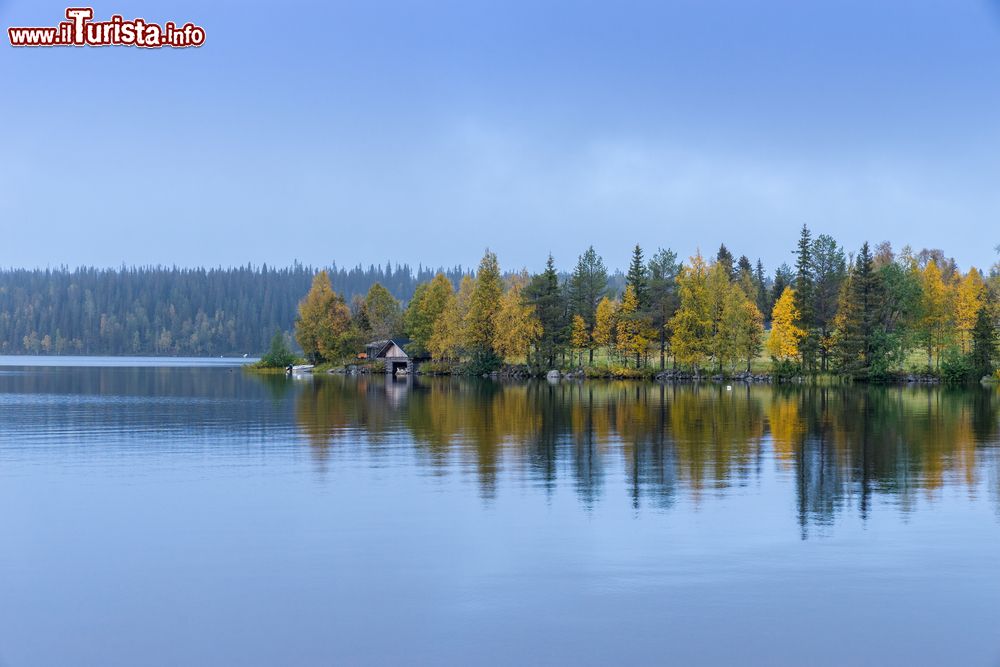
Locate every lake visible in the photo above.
<box><xmin>0</xmin><ymin>358</ymin><xmax>998</xmax><ymax>666</ymax></box>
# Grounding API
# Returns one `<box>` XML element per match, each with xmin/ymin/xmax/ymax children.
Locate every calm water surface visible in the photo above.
<box><xmin>1</xmin><ymin>358</ymin><xmax>999</xmax><ymax>666</ymax></box>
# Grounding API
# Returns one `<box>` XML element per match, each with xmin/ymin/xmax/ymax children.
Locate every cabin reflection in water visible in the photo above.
<box><xmin>290</xmin><ymin>376</ymin><xmax>1000</xmax><ymax>534</ymax></box>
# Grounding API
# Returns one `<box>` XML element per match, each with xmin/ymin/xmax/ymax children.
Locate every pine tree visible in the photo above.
<box><xmin>735</xmin><ymin>253</ymin><xmax>751</xmax><ymax>284</ymax></box>
<box><xmin>625</xmin><ymin>244</ymin><xmax>649</xmax><ymax>310</ymax></box>
<box><xmin>568</xmin><ymin>246</ymin><xmax>609</xmax><ymax>326</ymax></box>
<box><xmin>833</xmin><ymin>242</ymin><xmax>886</xmax><ymax>380</ymax></box>
<box><xmin>568</xmin><ymin>247</ymin><xmax>609</xmax><ymax>364</ymax></box>
<box><xmin>736</xmin><ymin>255</ymin><xmax>756</xmax><ymax>301</ymax></box>
<box><xmin>811</xmin><ymin>234</ymin><xmax>846</xmax><ymax>371</ymax></box>
<box><xmin>716</xmin><ymin>244</ymin><xmax>735</xmax><ymax>280</ymax></box>
<box><xmin>648</xmin><ymin>248</ymin><xmax>681</xmax><ymax>369</ymax></box>
<box><xmin>770</xmin><ymin>263</ymin><xmax>794</xmax><ymax>319</ymax></box>
<box><xmin>754</xmin><ymin>259</ymin><xmax>769</xmax><ymax>318</ymax></box>
<box><xmin>794</xmin><ymin>224</ymin><xmax>817</xmax><ymax>370</ymax></box>
<box><xmin>525</xmin><ymin>254</ymin><xmax>568</xmax><ymax>368</ymax></box>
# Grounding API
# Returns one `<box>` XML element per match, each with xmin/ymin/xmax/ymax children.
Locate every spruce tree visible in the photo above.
<box><xmin>568</xmin><ymin>246</ymin><xmax>609</xmax><ymax>365</ymax></box>
<box><xmin>568</xmin><ymin>246</ymin><xmax>609</xmax><ymax>333</ymax></box>
<box><xmin>525</xmin><ymin>254</ymin><xmax>568</xmax><ymax>368</ymax></box>
<box><xmin>648</xmin><ymin>248</ymin><xmax>681</xmax><ymax>369</ymax></box>
<box><xmin>737</xmin><ymin>255</ymin><xmax>753</xmax><ymax>280</ymax></box>
<box><xmin>754</xmin><ymin>259</ymin><xmax>769</xmax><ymax>321</ymax></box>
<box><xmin>736</xmin><ymin>255</ymin><xmax>756</xmax><ymax>300</ymax></box>
<box><xmin>626</xmin><ymin>244</ymin><xmax>649</xmax><ymax>310</ymax></box>
<box><xmin>833</xmin><ymin>242</ymin><xmax>885</xmax><ymax>380</ymax></box>
<box><xmin>811</xmin><ymin>234</ymin><xmax>847</xmax><ymax>371</ymax></box>
<box><xmin>771</xmin><ymin>263</ymin><xmax>794</xmax><ymax>318</ymax></box>
<box><xmin>794</xmin><ymin>224</ymin><xmax>817</xmax><ymax>370</ymax></box>
<box><xmin>716</xmin><ymin>244</ymin><xmax>735</xmax><ymax>280</ymax></box>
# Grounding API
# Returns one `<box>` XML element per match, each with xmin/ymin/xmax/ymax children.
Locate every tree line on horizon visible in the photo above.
<box><xmin>295</xmin><ymin>227</ymin><xmax>1000</xmax><ymax>381</ymax></box>
<box><xmin>0</xmin><ymin>262</ymin><xmax>465</xmax><ymax>356</ymax></box>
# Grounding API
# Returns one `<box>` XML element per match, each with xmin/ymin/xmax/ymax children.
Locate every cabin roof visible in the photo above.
<box><xmin>366</xmin><ymin>338</ymin><xmax>410</xmax><ymax>359</ymax></box>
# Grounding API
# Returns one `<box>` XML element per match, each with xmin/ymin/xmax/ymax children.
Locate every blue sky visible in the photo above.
<box><xmin>2</xmin><ymin>0</ymin><xmax>999</xmax><ymax>273</ymax></box>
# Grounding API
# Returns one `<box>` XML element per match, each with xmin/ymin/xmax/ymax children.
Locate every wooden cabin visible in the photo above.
<box><xmin>366</xmin><ymin>339</ymin><xmax>414</xmax><ymax>375</ymax></box>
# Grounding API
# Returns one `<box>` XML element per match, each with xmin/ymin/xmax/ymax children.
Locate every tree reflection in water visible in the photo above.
<box><xmin>288</xmin><ymin>375</ymin><xmax>1000</xmax><ymax>533</ymax></box>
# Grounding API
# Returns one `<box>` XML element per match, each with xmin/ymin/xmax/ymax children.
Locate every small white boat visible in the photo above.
<box><xmin>287</xmin><ymin>364</ymin><xmax>314</xmax><ymax>375</ymax></box>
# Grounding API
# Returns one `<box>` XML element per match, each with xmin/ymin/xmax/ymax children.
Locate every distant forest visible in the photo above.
<box><xmin>0</xmin><ymin>262</ymin><xmax>471</xmax><ymax>355</ymax></box>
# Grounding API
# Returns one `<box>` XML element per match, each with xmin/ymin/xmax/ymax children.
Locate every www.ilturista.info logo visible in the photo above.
<box><xmin>8</xmin><ymin>8</ymin><xmax>205</xmax><ymax>48</ymax></box>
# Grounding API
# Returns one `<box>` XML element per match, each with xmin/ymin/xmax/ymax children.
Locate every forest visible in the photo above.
<box><xmin>3</xmin><ymin>226</ymin><xmax>998</xmax><ymax>381</ymax></box>
<box><xmin>294</xmin><ymin>226</ymin><xmax>1000</xmax><ymax>382</ymax></box>
<box><xmin>0</xmin><ymin>262</ymin><xmax>464</xmax><ymax>356</ymax></box>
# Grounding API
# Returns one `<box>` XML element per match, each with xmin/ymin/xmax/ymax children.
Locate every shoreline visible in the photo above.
<box><xmin>306</xmin><ymin>362</ymin><xmax>979</xmax><ymax>386</ymax></box>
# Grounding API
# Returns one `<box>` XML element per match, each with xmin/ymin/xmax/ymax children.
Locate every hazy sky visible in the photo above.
<box><xmin>2</xmin><ymin>0</ymin><xmax>1000</xmax><ymax>273</ymax></box>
